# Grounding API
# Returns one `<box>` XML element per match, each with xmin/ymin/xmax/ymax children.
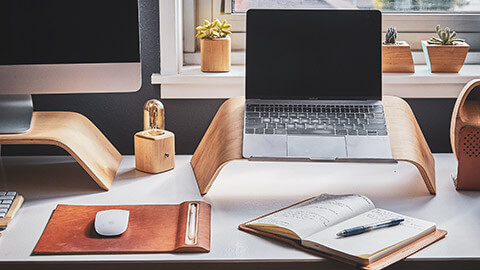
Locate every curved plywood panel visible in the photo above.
<box><xmin>0</xmin><ymin>112</ymin><xmax>122</xmax><ymax>190</ymax></box>
<box><xmin>191</xmin><ymin>96</ymin><xmax>436</xmax><ymax>195</ymax></box>
<box><xmin>450</xmin><ymin>79</ymin><xmax>480</xmax><ymax>158</ymax></box>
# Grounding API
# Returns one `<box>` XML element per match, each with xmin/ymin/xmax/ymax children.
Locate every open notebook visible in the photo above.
<box><xmin>240</xmin><ymin>194</ymin><xmax>446</xmax><ymax>268</ymax></box>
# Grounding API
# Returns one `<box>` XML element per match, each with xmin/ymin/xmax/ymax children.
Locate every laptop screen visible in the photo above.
<box><xmin>246</xmin><ymin>9</ymin><xmax>381</xmax><ymax>100</ymax></box>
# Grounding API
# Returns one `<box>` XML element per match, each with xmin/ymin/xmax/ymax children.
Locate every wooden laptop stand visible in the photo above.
<box><xmin>0</xmin><ymin>112</ymin><xmax>122</xmax><ymax>190</ymax></box>
<box><xmin>191</xmin><ymin>96</ymin><xmax>436</xmax><ymax>195</ymax></box>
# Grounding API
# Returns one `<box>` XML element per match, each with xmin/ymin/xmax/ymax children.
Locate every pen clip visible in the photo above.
<box><xmin>185</xmin><ymin>202</ymin><xmax>199</xmax><ymax>245</ymax></box>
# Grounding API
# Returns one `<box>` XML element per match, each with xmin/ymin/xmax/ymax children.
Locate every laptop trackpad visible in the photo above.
<box><xmin>287</xmin><ymin>136</ymin><xmax>347</xmax><ymax>158</ymax></box>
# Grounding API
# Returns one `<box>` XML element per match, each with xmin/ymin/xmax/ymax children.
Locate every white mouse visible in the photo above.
<box><xmin>94</xmin><ymin>209</ymin><xmax>130</xmax><ymax>236</ymax></box>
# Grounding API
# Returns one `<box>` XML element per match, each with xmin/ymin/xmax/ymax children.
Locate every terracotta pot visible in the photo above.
<box><xmin>422</xmin><ymin>40</ymin><xmax>469</xmax><ymax>73</ymax></box>
<box><xmin>382</xmin><ymin>41</ymin><xmax>414</xmax><ymax>73</ymax></box>
<box><xmin>200</xmin><ymin>37</ymin><xmax>231</xmax><ymax>72</ymax></box>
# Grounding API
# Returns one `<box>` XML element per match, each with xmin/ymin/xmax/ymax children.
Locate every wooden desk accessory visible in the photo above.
<box><xmin>451</xmin><ymin>79</ymin><xmax>480</xmax><ymax>190</ymax></box>
<box><xmin>135</xmin><ymin>100</ymin><xmax>175</xmax><ymax>173</ymax></box>
<box><xmin>0</xmin><ymin>112</ymin><xmax>122</xmax><ymax>190</ymax></box>
<box><xmin>191</xmin><ymin>96</ymin><xmax>436</xmax><ymax>195</ymax></box>
<box><xmin>0</xmin><ymin>195</ymin><xmax>24</xmax><ymax>228</ymax></box>
<box><xmin>33</xmin><ymin>201</ymin><xmax>211</xmax><ymax>254</ymax></box>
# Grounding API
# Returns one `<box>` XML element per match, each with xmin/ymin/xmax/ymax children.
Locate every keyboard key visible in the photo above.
<box><xmin>378</xmin><ymin>130</ymin><xmax>388</xmax><ymax>136</ymax></box>
<box><xmin>358</xmin><ymin>130</ymin><xmax>367</xmax><ymax>135</ymax></box>
<box><xmin>246</xmin><ymin>118</ymin><xmax>261</xmax><ymax>124</ymax></box>
<box><xmin>246</xmin><ymin>112</ymin><xmax>259</xmax><ymax>117</ymax></box>
<box><xmin>262</xmin><ymin>118</ymin><xmax>271</xmax><ymax>123</ymax></box>
<box><xmin>245</xmin><ymin>123</ymin><xmax>266</xmax><ymax>129</ymax></box>
<box><xmin>0</xmin><ymin>192</ymin><xmax>5</xmax><ymax>196</ymax></box>
<box><xmin>367</xmin><ymin>130</ymin><xmax>377</xmax><ymax>135</ymax></box>
<box><xmin>0</xmin><ymin>209</ymin><xmax>7</xmax><ymax>213</ymax></box>
<box><xmin>277</xmin><ymin>124</ymin><xmax>286</xmax><ymax>129</ymax></box>
<box><xmin>346</xmin><ymin>113</ymin><xmax>355</xmax><ymax>118</ymax></box>
<box><xmin>300</xmin><ymin>119</ymin><xmax>309</xmax><ymax>123</ymax></box>
<box><xmin>306</xmin><ymin>124</ymin><xmax>315</xmax><ymax>129</ymax></box>
<box><xmin>265</xmin><ymin>129</ymin><xmax>274</xmax><ymax>134</ymax></box>
<box><xmin>348</xmin><ymin>130</ymin><xmax>358</xmax><ymax>135</ymax></box>
<box><xmin>275</xmin><ymin>129</ymin><xmax>287</xmax><ymax>134</ymax></box>
<box><xmin>291</xmin><ymin>118</ymin><xmax>300</xmax><ymax>123</ymax></box>
<box><xmin>0</xmin><ymin>213</ymin><xmax>5</xmax><ymax>218</ymax></box>
<box><xmin>298</xmin><ymin>113</ymin><xmax>307</xmax><ymax>118</ymax></box>
<box><xmin>279</xmin><ymin>112</ymin><xmax>288</xmax><ymax>117</ymax></box>
<box><xmin>271</xmin><ymin>113</ymin><xmax>279</xmax><ymax>118</ymax></box>
<box><xmin>287</xmin><ymin>124</ymin><xmax>296</xmax><ymax>129</ymax></box>
<box><xmin>375</xmin><ymin>113</ymin><xmax>385</xmax><ymax>119</ymax></box>
<box><xmin>245</xmin><ymin>128</ymin><xmax>254</xmax><ymax>134</ymax></box>
<box><xmin>6</xmin><ymin>192</ymin><xmax>16</xmax><ymax>196</ymax></box>
<box><xmin>287</xmin><ymin>129</ymin><xmax>336</xmax><ymax>135</ymax></box>
<box><xmin>296</xmin><ymin>124</ymin><xmax>305</xmax><ymax>129</ymax></box>
<box><xmin>0</xmin><ymin>196</ymin><xmax>14</xmax><ymax>200</ymax></box>
<box><xmin>336</xmin><ymin>130</ymin><xmax>347</xmax><ymax>135</ymax></box>
<box><xmin>266</xmin><ymin>123</ymin><xmax>276</xmax><ymax>129</ymax></box>
<box><xmin>2</xmin><ymin>200</ymin><xmax>12</xmax><ymax>204</ymax></box>
<box><xmin>254</xmin><ymin>128</ymin><xmax>264</xmax><ymax>134</ymax></box>
<box><xmin>369</xmin><ymin>119</ymin><xmax>385</xmax><ymax>125</ymax></box>
<box><xmin>260</xmin><ymin>112</ymin><xmax>269</xmax><ymax>117</ymax></box>
<box><xmin>272</xmin><ymin>118</ymin><xmax>281</xmax><ymax>123</ymax></box>
<box><xmin>365</xmin><ymin>124</ymin><xmax>387</xmax><ymax>130</ymax></box>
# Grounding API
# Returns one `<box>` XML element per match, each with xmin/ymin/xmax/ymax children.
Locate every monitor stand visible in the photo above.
<box><xmin>0</xmin><ymin>95</ymin><xmax>33</xmax><ymax>134</ymax></box>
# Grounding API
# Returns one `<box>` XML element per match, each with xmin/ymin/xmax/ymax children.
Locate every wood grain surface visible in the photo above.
<box><xmin>191</xmin><ymin>96</ymin><xmax>436</xmax><ymax>195</ymax></box>
<box><xmin>422</xmin><ymin>40</ymin><xmax>469</xmax><ymax>73</ymax></box>
<box><xmin>382</xmin><ymin>42</ymin><xmax>415</xmax><ymax>73</ymax></box>
<box><xmin>0</xmin><ymin>112</ymin><xmax>122</xmax><ymax>190</ymax></box>
<box><xmin>200</xmin><ymin>37</ymin><xmax>231</xmax><ymax>72</ymax></box>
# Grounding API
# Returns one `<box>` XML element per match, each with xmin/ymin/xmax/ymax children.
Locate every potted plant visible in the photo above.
<box><xmin>382</xmin><ymin>27</ymin><xmax>414</xmax><ymax>73</ymax></box>
<box><xmin>422</xmin><ymin>25</ymin><xmax>469</xmax><ymax>73</ymax></box>
<box><xmin>196</xmin><ymin>19</ymin><xmax>232</xmax><ymax>72</ymax></box>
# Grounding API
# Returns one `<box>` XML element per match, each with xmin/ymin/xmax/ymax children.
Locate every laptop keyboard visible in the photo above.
<box><xmin>245</xmin><ymin>104</ymin><xmax>387</xmax><ymax>136</ymax></box>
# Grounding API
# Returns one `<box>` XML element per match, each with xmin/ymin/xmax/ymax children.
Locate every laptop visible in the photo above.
<box><xmin>243</xmin><ymin>9</ymin><xmax>393</xmax><ymax>161</ymax></box>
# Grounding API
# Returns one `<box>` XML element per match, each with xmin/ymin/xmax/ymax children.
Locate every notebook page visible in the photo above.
<box><xmin>247</xmin><ymin>194</ymin><xmax>375</xmax><ymax>239</ymax></box>
<box><xmin>303</xmin><ymin>208</ymin><xmax>436</xmax><ymax>262</ymax></box>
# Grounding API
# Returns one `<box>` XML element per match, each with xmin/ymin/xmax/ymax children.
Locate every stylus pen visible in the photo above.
<box><xmin>336</xmin><ymin>218</ymin><xmax>405</xmax><ymax>237</ymax></box>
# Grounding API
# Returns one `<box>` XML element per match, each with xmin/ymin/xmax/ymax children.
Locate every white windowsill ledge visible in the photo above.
<box><xmin>151</xmin><ymin>65</ymin><xmax>480</xmax><ymax>99</ymax></box>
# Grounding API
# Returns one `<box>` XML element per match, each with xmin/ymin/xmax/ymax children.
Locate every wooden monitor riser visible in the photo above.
<box><xmin>0</xmin><ymin>112</ymin><xmax>122</xmax><ymax>190</ymax></box>
<box><xmin>191</xmin><ymin>96</ymin><xmax>436</xmax><ymax>195</ymax></box>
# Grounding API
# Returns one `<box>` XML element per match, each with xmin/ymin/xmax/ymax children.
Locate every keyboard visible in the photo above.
<box><xmin>245</xmin><ymin>104</ymin><xmax>387</xmax><ymax>136</ymax></box>
<box><xmin>0</xmin><ymin>192</ymin><xmax>18</xmax><ymax>218</ymax></box>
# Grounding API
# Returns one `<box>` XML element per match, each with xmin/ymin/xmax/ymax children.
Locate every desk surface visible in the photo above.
<box><xmin>0</xmin><ymin>155</ymin><xmax>477</xmax><ymax>268</ymax></box>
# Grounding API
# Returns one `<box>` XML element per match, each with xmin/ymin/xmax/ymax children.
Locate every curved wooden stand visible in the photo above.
<box><xmin>451</xmin><ymin>79</ymin><xmax>480</xmax><ymax>158</ymax></box>
<box><xmin>191</xmin><ymin>96</ymin><xmax>436</xmax><ymax>195</ymax></box>
<box><xmin>450</xmin><ymin>79</ymin><xmax>480</xmax><ymax>190</ymax></box>
<box><xmin>0</xmin><ymin>112</ymin><xmax>122</xmax><ymax>190</ymax></box>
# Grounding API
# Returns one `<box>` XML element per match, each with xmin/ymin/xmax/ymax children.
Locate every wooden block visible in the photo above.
<box><xmin>0</xmin><ymin>112</ymin><xmax>122</xmax><ymax>190</ymax></box>
<box><xmin>200</xmin><ymin>37</ymin><xmax>231</xmax><ymax>72</ymax></box>
<box><xmin>0</xmin><ymin>195</ymin><xmax>24</xmax><ymax>228</ymax></box>
<box><xmin>135</xmin><ymin>129</ymin><xmax>175</xmax><ymax>174</ymax></box>
<box><xmin>422</xmin><ymin>40</ymin><xmax>469</xmax><ymax>73</ymax></box>
<box><xmin>382</xmin><ymin>42</ymin><xmax>414</xmax><ymax>73</ymax></box>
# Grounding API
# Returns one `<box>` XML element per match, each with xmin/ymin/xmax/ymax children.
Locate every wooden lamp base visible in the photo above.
<box><xmin>135</xmin><ymin>129</ymin><xmax>175</xmax><ymax>174</ymax></box>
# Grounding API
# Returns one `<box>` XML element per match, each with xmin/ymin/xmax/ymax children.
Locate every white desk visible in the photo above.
<box><xmin>0</xmin><ymin>155</ymin><xmax>478</xmax><ymax>269</ymax></box>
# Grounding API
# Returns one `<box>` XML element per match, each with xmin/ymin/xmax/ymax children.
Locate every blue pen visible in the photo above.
<box><xmin>336</xmin><ymin>218</ymin><xmax>405</xmax><ymax>237</ymax></box>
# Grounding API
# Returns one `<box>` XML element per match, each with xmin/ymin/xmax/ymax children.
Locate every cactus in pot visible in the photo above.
<box><xmin>382</xmin><ymin>26</ymin><xmax>414</xmax><ymax>73</ymax></box>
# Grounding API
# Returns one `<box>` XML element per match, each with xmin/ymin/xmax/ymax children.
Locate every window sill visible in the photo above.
<box><xmin>151</xmin><ymin>65</ymin><xmax>480</xmax><ymax>99</ymax></box>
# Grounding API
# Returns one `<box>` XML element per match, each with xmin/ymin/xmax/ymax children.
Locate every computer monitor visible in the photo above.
<box><xmin>0</xmin><ymin>0</ymin><xmax>141</xmax><ymax>133</ymax></box>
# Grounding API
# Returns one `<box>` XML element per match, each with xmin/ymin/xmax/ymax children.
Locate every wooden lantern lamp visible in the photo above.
<box><xmin>134</xmin><ymin>99</ymin><xmax>175</xmax><ymax>174</ymax></box>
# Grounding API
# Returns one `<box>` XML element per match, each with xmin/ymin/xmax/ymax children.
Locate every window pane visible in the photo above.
<box><xmin>232</xmin><ymin>0</ymin><xmax>480</xmax><ymax>13</ymax></box>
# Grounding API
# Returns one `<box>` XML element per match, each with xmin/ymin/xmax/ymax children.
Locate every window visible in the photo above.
<box><xmin>186</xmin><ymin>0</ymin><xmax>480</xmax><ymax>65</ymax></box>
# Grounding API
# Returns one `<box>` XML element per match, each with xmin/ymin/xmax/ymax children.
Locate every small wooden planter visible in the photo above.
<box><xmin>200</xmin><ymin>37</ymin><xmax>231</xmax><ymax>72</ymax></box>
<box><xmin>382</xmin><ymin>41</ymin><xmax>414</xmax><ymax>73</ymax></box>
<box><xmin>450</xmin><ymin>79</ymin><xmax>480</xmax><ymax>190</ymax></box>
<box><xmin>422</xmin><ymin>40</ymin><xmax>469</xmax><ymax>73</ymax></box>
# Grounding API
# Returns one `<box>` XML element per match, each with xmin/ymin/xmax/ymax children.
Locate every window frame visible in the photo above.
<box><xmin>186</xmin><ymin>0</ymin><xmax>480</xmax><ymax>57</ymax></box>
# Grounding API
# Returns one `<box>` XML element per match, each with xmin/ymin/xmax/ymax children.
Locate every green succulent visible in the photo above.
<box><xmin>427</xmin><ymin>25</ymin><xmax>465</xmax><ymax>45</ymax></box>
<box><xmin>384</xmin><ymin>26</ymin><xmax>398</xmax><ymax>44</ymax></box>
<box><xmin>196</xmin><ymin>19</ymin><xmax>232</xmax><ymax>39</ymax></box>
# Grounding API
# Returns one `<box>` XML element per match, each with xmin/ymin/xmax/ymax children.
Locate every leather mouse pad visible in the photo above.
<box><xmin>33</xmin><ymin>202</ymin><xmax>211</xmax><ymax>255</ymax></box>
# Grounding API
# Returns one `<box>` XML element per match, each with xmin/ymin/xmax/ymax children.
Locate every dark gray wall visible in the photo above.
<box><xmin>1</xmin><ymin>0</ymin><xmax>458</xmax><ymax>155</ymax></box>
